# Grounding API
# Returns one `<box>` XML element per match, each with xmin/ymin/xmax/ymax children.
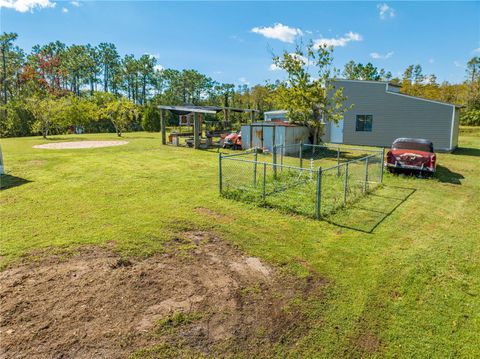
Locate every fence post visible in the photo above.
<box><xmin>253</xmin><ymin>151</ymin><xmax>258</xmax><ymax>187</ymax></box>
<box><xmin>364</xmin><ymin>157</ymin><xmax>369</xmax><ymax>193</ymax></box>
<box><xmin>299</xmin><ymin>142</ymin><xmax>303</xmax><ymax>168</ymax></box>
<box><xmin>218</xmin><ymin>152</ymin><xmax>223</xmax><ymax>194</ymax></box>
<box><xmin>380</xmin><ymin>148</ymin><xmax>385</xmax><ymax>183</ymax></box>
<box><xmin>343</xmin><ymin>162</ymin><xmax>349</xmax><ymax>206</ymax></box>
<box><xmin>262</xmin><ymin>162</ymin><xmax>267</xmax><ymax>200</ymax></box>
<box><xmin>280</xmin><ymin>144</ymin><xmax>284</xmax><ymax>170</ymax></box>
<box><xmin>272</xmin><ymin>145</ymin><xmax>277</xmax><ymax>179</ymax></box>
<box><xmin>336</xmin><ymin>146</ymin><xmax>341</xmax><ymax>177</ymax></box>
<box><xmin>316</xmin><ymin>167</ymin><xmax>322</xmax><ymax>219</ymax></box>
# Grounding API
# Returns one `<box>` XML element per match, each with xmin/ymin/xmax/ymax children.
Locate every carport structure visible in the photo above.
<box><xmin>157</xmin><ymin>105</ymin><xmax>258</xmax><ymax>149</ymax></box>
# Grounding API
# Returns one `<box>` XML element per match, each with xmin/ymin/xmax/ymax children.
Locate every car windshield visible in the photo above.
<box><xmin>393</xmin><ymin>141</ymin><xmax>433</xmax><ymax>152</ymax></box>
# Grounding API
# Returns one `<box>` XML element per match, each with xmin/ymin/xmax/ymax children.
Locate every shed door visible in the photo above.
<box><xmin>330</xmin><ymin>120</ymin><xmax>344</xmax><ymax>144</ymax></box>
<box><xmin>251</xmin><ymin>126</ymin><xmax>263</xmax><ymax>149</ymax></box>
<box><xmin>262</xmin><ymin>126</ymin><xmax>274</xmax><ymax>152</ymax></box>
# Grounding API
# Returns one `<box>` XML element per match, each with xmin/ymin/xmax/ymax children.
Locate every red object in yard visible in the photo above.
<box><xmin>385</xmin><ymin>138</ymin><xmax>436</xmax><ymax>175</ymax></box>
<box><xmin>223</xmin><ymin>130</ymin><xmax>242</xmax><ymax>149</ymax></box>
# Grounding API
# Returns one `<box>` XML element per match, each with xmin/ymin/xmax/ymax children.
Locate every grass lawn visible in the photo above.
<box><xmin>1</xmin><ymin>128</ymin><xmax>479</xmax><ymax>357</ymax></box>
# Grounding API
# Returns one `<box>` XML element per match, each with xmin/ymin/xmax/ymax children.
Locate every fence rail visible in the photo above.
<box><xmin>219</xmin><ymin>143</ymin><xmax>384</xmax><ymax>219</ymax></box>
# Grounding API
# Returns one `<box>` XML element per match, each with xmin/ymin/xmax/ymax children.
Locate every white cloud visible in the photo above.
<box><xmin>314</xmin><ymin>31</ymin><xmax>363</xmax><ymax>48</ymax></box>
<box><xmin>251</xmin><ymin>23</ymin><xmax>303</xmax><ymax>43</ymax></box>
<box><xmin>61</xmin><ymin>6</ymin><xmax>67</xmax><ymax>12</ymax></box>
<box><xmin>145</xmin><ymin>53</ymin><xmax>160</xmax><ymax>60</ymax></box>
<box><xmin>213</xmin><ymin>70</ymin><xmax>223</xmax><ymax>75</ymax></box>
<box><xmin>370</xmin><ymin>51</ymin><xmax>394</xmax><ymax>59</ymax></box>
<box><xmin>428</xmin><ymin>58</ymin><xmax>435</xmax><ymax>64</ymax></box>
<box><xmin>154</xmin><ymin>64</ymin><xmax>164</xmax><ymax>71</ymax></box>
<box><xmin>238</xmin><ymin>77</ymin><xmax>250</xmax><ymax>85</ymax></box>
<box><xmin>70</xmin><ymin>0</ymin><xmax>79</xmax><ymax>6</ymax></box>
<box><xmin>0</xmin><ymin>0</ymin><xmax>56</xmax><ymax>12</ymax></box>
<box><xmin>377</xmin><ymin>3</ymin><xmax>395</xmax><ymax>19</ymax></box>
<box><xmin>269</xmin><ymin>63</ymin><xmax>281</xmax><ymax>71</ymax></box>
<box><xmin>474</xmin><ymin>48</ymin><xmax>480</xmax><ymax>53</ymax></box>
<box><xmin>454</xmin><ymin>61</ymin><xmax>464</xmax><ymax>68</ymax></box>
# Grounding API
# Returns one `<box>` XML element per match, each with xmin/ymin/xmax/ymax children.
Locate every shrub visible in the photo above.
<box><xmin>141</xmin><ymin>105</ymin><xmax>160</xmax><ymax>132</ymax></box>
<box><xmin>460</xmin><ymin>108</ymin><xmax>480</xmax><ymax>126</ymax></box>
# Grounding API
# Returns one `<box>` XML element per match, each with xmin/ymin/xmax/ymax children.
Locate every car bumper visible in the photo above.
<box><xmin>385</xmin><ymin>162</ymin><xmax>435</xmax><ymax>172</ymax></box>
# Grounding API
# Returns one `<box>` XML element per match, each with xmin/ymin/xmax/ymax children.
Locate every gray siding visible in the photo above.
<box><xmin>331</xmin><ymin>80</ymin><xmax>456</xmax><ymax>151</ymax></box>
<box><xmin>452</xmin><ymin>108</ymin><xmax>460</xmax><ymax>149</ymax></box>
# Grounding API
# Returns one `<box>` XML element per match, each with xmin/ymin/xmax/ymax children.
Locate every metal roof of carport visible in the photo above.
<box><xmin>157</xmin><ymin>105</ymin><xmax>259</xmax><ymax>115</ymax></box>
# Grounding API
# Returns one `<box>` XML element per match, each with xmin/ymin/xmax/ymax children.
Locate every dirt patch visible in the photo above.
<box><xmin>33</xmin><ymin>141</ymin><xmax>128</xmax><ymax>150</ymax></box>
<box><xmin>195</xmin><ymin>207</ymin><xmax>233</xmax><ymax>223</ymax></box>
<box><xmin>0</xmin><ymin>232</ymin><xmax>325</xmax><ymax>358</ymax></box>
<box><xmin>351</xmin><ymin>329</ymin><xmax>381</xmax><ymax>356</ymax></box>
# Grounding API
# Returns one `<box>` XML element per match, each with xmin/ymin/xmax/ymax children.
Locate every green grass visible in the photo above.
<box><xmin>1</xmin><ymin>128</ymin><xmax>479</xmax><ymax>357</ymax></box>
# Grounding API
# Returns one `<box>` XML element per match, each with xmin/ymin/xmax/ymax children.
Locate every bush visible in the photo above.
<box><xmin>0</xmin><ymin>101</ymin><xmax>36</xmax><ymax>137</ymax></box>
<box><xmin>141</xmin><ymin>105</ymin><xmax>160</xmax><ymax>132</ymax></box>
<box><xmin>460</xmin><ymin>108</ymin><xmax>480</xmax><ymax>126</ymax></box>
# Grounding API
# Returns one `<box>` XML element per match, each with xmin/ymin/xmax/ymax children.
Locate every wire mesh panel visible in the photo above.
<box><xmin>263</xmin><ymin>163</ymin><xmax>317</xmax><ymax>217</ymax></box>
<box><xmin>219</xmin><ymin>144</ymin><xmax>384</xmax><ymax>220</ymax></box>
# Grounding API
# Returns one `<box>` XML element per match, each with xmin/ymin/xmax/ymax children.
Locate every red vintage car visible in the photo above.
<box><xmin>386</xmin><ymin>138</ymin><xmax>437</xmax><ymax>175</ymax></box>
<box><xmin>223</xmin><ymin>130</ymin><xmax>242</xmax><ymax>150</ymax></box>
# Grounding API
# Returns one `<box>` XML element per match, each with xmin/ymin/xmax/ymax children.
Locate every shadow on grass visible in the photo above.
<box><xmin>0</xmin><ymin>174</ymin><xmax>32</xmax><ymax>191</ymax></box>
<box><xmin>324</xmin><ymin>185</ymin><xmax>416</xmax><ymax>234</ymax></box>
<box><xmin>435</xmin><ymin>165</ymin><xmax>464</xmax><ymax>185</ymax></box>
<box><xmin>452</xmin><ymin>147</ymin><xmax>480</xmax><ymax>157</ymax></box>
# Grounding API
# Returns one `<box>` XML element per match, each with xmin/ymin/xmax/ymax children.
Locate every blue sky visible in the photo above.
<box><xmin>1</xmin><ymin>1</ymin><xmax>479</xmax><ymax>85</ymax></box>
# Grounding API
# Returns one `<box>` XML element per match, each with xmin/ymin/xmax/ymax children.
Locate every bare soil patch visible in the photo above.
<box><xmin>0</xmin><ymin>232</ymin><xmax>325</xmax><ymax>359</ymax></box>
<box><xmin>194</xmin><ymin>207</ymin><xmax>233</xmax><ymax>223</ymax></box>
<box><xmin>33</xmin><ymin>141</ymin><xmax>128</xmax><ymax>150</ymax></box>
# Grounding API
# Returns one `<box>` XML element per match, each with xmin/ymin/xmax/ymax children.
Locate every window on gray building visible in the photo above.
<box><xmin>356</xmin><ymin>115</ymin><xmax>373</xmax><ymax>132</ymax></box>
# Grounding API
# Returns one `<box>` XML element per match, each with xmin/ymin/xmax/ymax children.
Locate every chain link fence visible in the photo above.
<box><xmin>219</xmin><ymin>143</ymin><xmax>384</xmax><ymax>219</ymax></box>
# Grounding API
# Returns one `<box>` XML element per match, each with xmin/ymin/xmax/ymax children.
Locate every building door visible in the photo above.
<box><xmin>330</xmin><ymin>119</ymin><xmax>344</xmax><ymax>143</ymax></box>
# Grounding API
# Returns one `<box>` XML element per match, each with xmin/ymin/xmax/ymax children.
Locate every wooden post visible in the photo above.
<box><xmin>193</xmin><ymin>112</ymin><xmax>200</xmax><ymax>149</ymax></box>
<box><xmin>250</xmin><ymin>110</ymin><xmax>255</xmax><ymax>124</ymax></box>
<box><xmin>160</xmin><ymin>109</ymin><xmax>166</xmax><ymax>145</ymax></box>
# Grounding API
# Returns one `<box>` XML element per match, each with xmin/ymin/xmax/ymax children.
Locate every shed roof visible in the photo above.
<box><xmin>157</xmin><ymin>104</ymin><xmax>259</xmax><ymax>115</ymax></box>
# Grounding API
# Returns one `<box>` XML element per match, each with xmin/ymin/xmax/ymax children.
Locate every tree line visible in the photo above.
<box><xmin>0</xmin><ymin>32</ymin><xmax>478</xmax><ymax>138</ymax></box>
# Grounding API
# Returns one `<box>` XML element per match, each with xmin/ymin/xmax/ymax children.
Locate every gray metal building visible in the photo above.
<box><xmin>323</xmin><ymin>79</ymin><xmax>461</xmax><ymax>151</ymax></box>
<box><xmin>241</xmin><ymin>122</ymin><xmax>310</xmax><ymax>154</ymax></box>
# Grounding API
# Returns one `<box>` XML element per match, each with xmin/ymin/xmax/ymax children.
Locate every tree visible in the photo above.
<box><xmin>0</xmin><ymin>32</ymin><xmax>19</xmax><ymax>106</ymax></box>
<box><xmin>63</xmin><ymin>95</ymin><xmax>99</xmax><ymax>129</ymax></box>
<box><xmin>28</xmin><ymin>96</ymin><xmax>66</xmax><ymax>138</ymax></box>
<box><xmin>99</xmin><ymin>97</ymin><xmax>138</xmax><ymax>137</ymax></box>
<box><xmin>138</xmin><ymin>54</ymin><xmax>156</xmax><ymax>104</ymax></box>
<box><xmin>342</xmin><ymin>60</ymin><xmax>358</xmax><ymax>79</ymax></box>
<box><xmin>270</xmin><ymin>42</ymin><xmax>351</xmax><ymax>144</ymax></box>
<box><xmin>98</xmin><ymin>43</ymin><xmax>119</xmax><ymax>92</ymax></box>
<box><xmin>141</xmin><ymin>104</ymin><xmax>160</xmax><ymax>131</ymax></box>
<box><xmin>413</xmin><ymin>64</ymin><xmax>424</xmax><ymax>84</ymax></box>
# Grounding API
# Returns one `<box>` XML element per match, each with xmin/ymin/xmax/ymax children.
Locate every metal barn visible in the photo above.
<box><xmin>241</xmin><ymin>122</ymin><xmax>310</xmax><ymax>154</ymax></box>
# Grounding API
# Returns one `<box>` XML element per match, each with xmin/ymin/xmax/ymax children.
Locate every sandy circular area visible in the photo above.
<box><xmin>33</xmin><ymin>140</ymin><xmax>128</xmax><ymax>149</ymax></box>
